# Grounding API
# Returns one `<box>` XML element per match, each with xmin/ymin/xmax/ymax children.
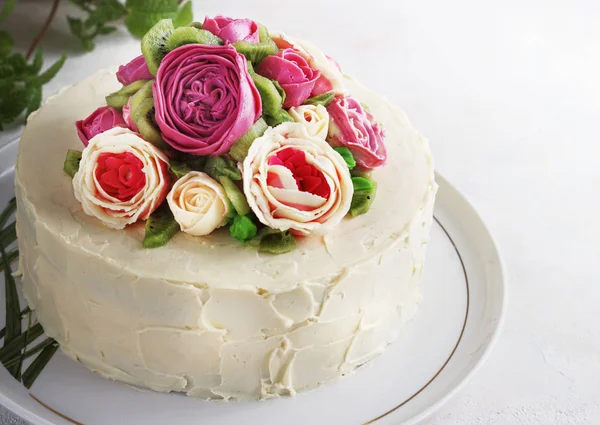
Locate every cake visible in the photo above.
<box><xmin>15</xmin><ymin>16</ymin><xmax>436</xmax><ymax>400</ymax></box>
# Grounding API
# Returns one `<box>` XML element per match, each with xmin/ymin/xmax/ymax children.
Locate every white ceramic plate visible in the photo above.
<box><xmin>0</xmin><ymin>138</ymin><xmax>506</xmax><ymax>425</ymax></box>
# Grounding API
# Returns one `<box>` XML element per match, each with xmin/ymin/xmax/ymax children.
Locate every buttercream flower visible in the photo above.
<box><xmin>121</xmin><ymin>99</ymin><xmax>137</xmax><ymax>132</ymax></box>
<box><xmin>242</xmin><ymin>123</ymin><xmax>352</xmax><ymax>235</ymax></box>
<box><xmin>202</xmin><ymin>15</ymin><xmax>259</xmax><ymax>44</ymax></box>
<box><xmin>76</xmin><ymin>106</ymin><xmax>127</xmax><ymax>147</ymax></box>
<box><xmin>327</xmin><ymin>96</ymin><xmax>387</xmax><ymax>169</ymax></box>
<box><xmin>255</xmin><ymin>49</ymin><xmax>320</xmax><ymax>108</ymax></box>
<box><xmin>270</xmin><ymin>34</ymin><xmax>346</xmax><ymax>96</ymax></box>
<box><xmin>154</xmin><ymin>44</ymin><xmax>262</xmax><ymax>156</ymax></box>
<box><xmin>167</xmin><ymin>171</ymin><xmax>230</xmax><ymax>236</ymax></box>
<box><xmin>73</xmin><ymin>127</ymin><xmax>170</xmax><ymax>229</ymax></box>
<box><xmin>288</xmin><ymin>104</ymin><xmax>329</xmax><ymax>139</ymax></box>
<box><xmin>116</xmin><ymin>55</ymin><xmax>153</xmax><ymax>86</ymax></box>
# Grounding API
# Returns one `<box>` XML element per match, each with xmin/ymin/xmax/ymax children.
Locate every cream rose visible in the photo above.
<box><xmin>242</xmin><ymin>122</ymin><xmax>353</xmax><ymax>235</ymax></box>
<box><xmin>72</xmin><ymin>127</ymin><xmax>170</xmax><ymax>229</ymax></box>
<box><xmin>288</xmin><ymin>104</ymin><xmax>329</xmax><ymax>140</ymax></box>
<box><xmin>167</xmin><ymin>171</ymin><xmax>230</xmax><ymax>236</ymax></box>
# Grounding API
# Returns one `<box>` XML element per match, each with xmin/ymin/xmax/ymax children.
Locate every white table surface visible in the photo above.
<box><xmin>2</xmin><ymin>0</ymin><xmax>599</xmax><ymax>424</ymax></box>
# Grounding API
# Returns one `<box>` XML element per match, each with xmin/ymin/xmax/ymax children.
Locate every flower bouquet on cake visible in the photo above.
<box><xmin>65</xmin><ymin>15</ymin><xmax>388</xmax><ymax>254</ymax></box>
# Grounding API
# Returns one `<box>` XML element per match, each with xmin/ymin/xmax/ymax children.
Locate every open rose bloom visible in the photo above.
<box><xmin>243</xmin><ymin>123</ymin><xmax>353</xmax><ymax>235</ymax></box>
<box><xmin>154</xmin><ymin>44</ymin><xmax>262</xmax><ymax>156</ymax></box>
<box><xmin>72</xmin><ymin>127</ymin><xmax>170</xmax><ymax>229</ymax></box>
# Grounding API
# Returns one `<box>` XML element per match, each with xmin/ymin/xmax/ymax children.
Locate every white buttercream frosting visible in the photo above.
<box><xmin>16</xmin><ymin>61</ymin><xmax>437</xmax><ymax>399</ymax></box>
<box><xmin>288</xmin><ymin>104</ymin><xmax>329</xmax><ymax>140</ymax></box>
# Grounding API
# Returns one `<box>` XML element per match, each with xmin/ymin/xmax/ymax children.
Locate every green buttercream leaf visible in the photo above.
<box><xmin>349</xmin><ymin>175</ymin><xmax>377</xmax><ymax>217</ymax></box>
<box><xmin>334</xmin><ymin>147</ymin><xmax>356</xmax><ymax>170</ymax></box>
<box><xmin>304</xmin><ymin>92</ymin><xmax>335</xmax><ymax>107</ymax></box>
<box><xmin>259</xmin><ymin>230</ymin><xmax>297</xmax><ymax>254</ymax></box>
<box><xmin>229</xmin><ymin>117</ymin><xmax>268</xmax><ymax>162</ymax></box>
<box><xmin>63</xmin><ymin>149</ymin><xmax>83</xmax><ymax>178</ymax></box>
<box><xmin>143</xmin><ymin>204</ymin><xmax>180</xmax><ymax>248</ymax></box>
<box><xmin>229</xmin><ymin>214</ymin><xmax>257</xmax><ymax>242</ymax></box>
<box><xmin>205</xmin><ymin>156</ymin><xmax>242</xmax><ymax>181</ymax></box>
<box><xmin>219</xmin><ymin>176</ymin><xmax>250</xmax><ymax>216</ymax></box>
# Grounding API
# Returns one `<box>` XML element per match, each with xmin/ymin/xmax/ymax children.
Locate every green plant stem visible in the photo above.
<box><xmin>26</xmin><ymin>0</ymin><xmax>61</xmax><ymax>59</ymax></box>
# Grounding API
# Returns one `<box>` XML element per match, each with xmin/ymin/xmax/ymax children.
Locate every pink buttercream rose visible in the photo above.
<box><xmin>121</xmin><ymin>99</ymin><xmax>137</xmax><ymax>132</ymax></box>
<box><xmin>202</xmin><ymin>15</ymin><xmax>259</xmax><ymax>44</ymax></box>
<box><xmin>153</xmin><ymin>44</ymin><xmax>262</xmax><ymax>156</ymax></box>
<box><xmin>255</xmin><ymin>49</ymin><xmax>321</xmax><ymax>108</ymax></box>
<box><xmin>327</xmin><ymin>96</ymin><xmax>387</xmax><ymax>169</ymax></box>
<box><xmin>116</xmin><ymin>55</ymin><xmax>153</xmax><ymax>86</ymax></box>
<box><xmin>76</xmin><ymin>106</ymin><xmax>126</xmax><ymax>147</ymax></box>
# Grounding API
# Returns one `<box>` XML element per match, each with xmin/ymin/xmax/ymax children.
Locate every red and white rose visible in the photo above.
<box><xmin>242</xmin><ymin>122</ymin><xmax>353</xmax><ymax>235</ymax></box>
<box><xmin>72</xmin><ymin>127</ymin><xmax>170</xmax><ymax>229</ymax></box>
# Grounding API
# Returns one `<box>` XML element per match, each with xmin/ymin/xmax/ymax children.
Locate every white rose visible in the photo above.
<box><xmin>242</xmin><ymin>122</ymin><xmax>353</xmax><ymax>236</ymax></box>
<box><xmin>72</xmin><ymin>127</ymin><xmax>170</xmax><ymax>229</ymax></box>
<box><xmin>167</xmin><ymin>171</ymin><xmax>230</xmax><ymax>236</ymax></box>
<box><xmin>288</xmin><ymin>104</ymin><xmax>329</xmax><ymax>140</ymax></box>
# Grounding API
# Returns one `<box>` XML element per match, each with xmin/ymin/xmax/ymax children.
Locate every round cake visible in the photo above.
<box><xmin>15</xmin><ymin>19</ymin><xmax>436</xmax><ymax>400</ymax></box>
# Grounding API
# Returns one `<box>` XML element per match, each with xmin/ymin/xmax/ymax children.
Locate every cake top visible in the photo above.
<box><xmin>61</xmin><ymin>16</ymin><xmax>390</xmax><ymax>255</ymax></box>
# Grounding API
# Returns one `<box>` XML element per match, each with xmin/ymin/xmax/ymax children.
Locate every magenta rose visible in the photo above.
<box><xmin>327</xmin><ymin>96</ymin><xmax>387</xmax><ymax>169</ymax></box>
<box><xmin>255</xmin><ymin>49</ymin><xmax>321</xmax><ymax>108</ymax></box>
<box><xmin>116</xmin><ymin>55</ymin><xmax>153</xmax><ymax>86</ymax></box>
<box><xmin>76</xmin><ymin>106</ymin><xmax>127</xmax><ymax>147</ymax></box>
<box><xmin>153</xmin><ymin>44</ymin><xmax>262</xmax><ymax>156</ymax></box>
<box><xmin>202</xmin><ymin>15</ymin><xmax>259</xmax><ymax>44</ymax></box>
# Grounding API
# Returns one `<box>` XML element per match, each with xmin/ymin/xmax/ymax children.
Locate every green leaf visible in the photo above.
<box><xmin>0</xmin><ymin>307</ymin><xmax>29</xmax><ymax>341</ymax></box>
<box><xmin>3</xmin><ymin>337</ymin><xmax>56</xmax><ymax>368</ymax></box>
<box><xmin>86</xmin><ymin>0</ymin><xmax>127</xmax><ymax>26</ymax></box>
<box><xmin>219</xmin><ymin>176</ymin><xmax>250</xmax><ymax>216</ymax></box>
<box><xmin>205</xmin><ymin>156</ymin><xmax>242</xmax><ymax>182</ymax></box>
<box><xmin>126</xmin><ymin>0</ymin><xmax>179</xmax><ymax>13</ymax></box>
<box><xmin>143</xmin><ymin>204</ymin><xmax>180</xmax><ymax>248</ymax></box>
<box><xmin>0</xmin><ymin>85</ymin><xmax>28</xmax><ymax>126</ymax></box>
<box><xmin>173</xmin><ymin>1</ymin><xmax>193</xmax><ymax>28</ymax></box>
<box><xmin>0</xmin><ymin>31</ymin><xmax>14</xmax><ymax>57</ymax></box>
<box><xmin>334</xmin><ymin>147</ymin><xmax>356</xmax><ymax>170</ymax></box>
<box><xmin>229</xmin><ymin>117</ymin><xmax>268</xmax><ymax>162</ymax></box>
<box><xmin>25</xmin><ymin>82</ymin><xmax>42</xmax><ymax>117</ymax></box>
<box><xmin>22</xmin><ymin>342</ymin><xmax>59</xmax><ymax>389</ymax></box>
<box><xmin>36</xmin><ymin>53</ymin><xmax>66</xmax><ymax>84</ymax></box>
<box><xmin>96</xmin><ymin>25</ymin><xmax>118</xmax><ymax>35</ymax></box>
<box><xmin>29</xmin><ymin>48</ymin><xmax>44</xmax><ymax>75</ymax></box>
<box><xmin>0</xmin><ymin>222</ymin><xmax>16</xmax><ymax>248</ymax></box>
<box><xmin>304</xmin><ymin>92</ymin><xmax>335</xmax><ymax>107</ymax></box>
<box><xmin>0</xmin><ymin>198</ymin><xmax>16</xmax><ymax>229</ymax></box>
<box><xmin>126</xmin><ymin>10</ymin><xmax>175</xmax><ymax>39</ymax></box>
<box><xmin>0</xmin><ymin>324</ymin><xmax>44</xmax><ymax>365</ymax></box>
<box><xmin>0</xmin><ymin>249</ymin><xmax>18</xmax><ymax>274</ymax></box>
<box><xmin>0</xmin><ymin>0</ymin><xmax>15</xmax><ymax>23</ymax></box>
<box><xmin>229</xmin><ymin>214</ymin><xmax>257</xmax><ymax>243</ymax></box>
<box><xmin>63</xmin><ymin>149</ymin><xmax>83</xmax><ymax>178</ymax></box>
<box><xmin>349</xmin><ymin>175</ymin><xmax>377</xmax><ymax>217</ymax></box>
<box><xmin>1</xmin><ymin>236</ymin><xmax>20</xmax><ymax>371</ymax></box>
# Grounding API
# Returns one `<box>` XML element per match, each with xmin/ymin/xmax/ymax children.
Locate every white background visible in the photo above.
<box><xmin>2</xmin><ymin>0</ymin><xmax>600</xmax><ymax>424</ymax></box>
